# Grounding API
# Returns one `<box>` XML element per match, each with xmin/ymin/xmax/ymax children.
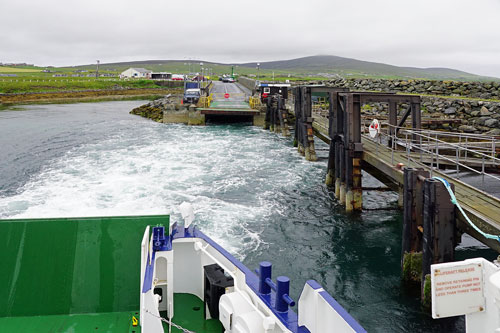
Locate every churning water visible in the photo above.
<box><xmin>0</xmin><ymin>101</ymin><xmax>495</xmax><ymax>332</ymax></box>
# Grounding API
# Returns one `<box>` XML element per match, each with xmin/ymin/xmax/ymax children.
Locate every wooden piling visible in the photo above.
<box><xmin>421</xmin><ymin>178</ymin><xmax>456</xmax><ymax>306</ymax></box>
<box><xmin>264</xmin><ymin>99</ymin><xmax>271</xmax><ymax>130</ymax></box>
<box><xmin>335</xmin><ymin>178</ymin><xmax>341</xmax><ymax>199</ymax></box>
<box><xmin>401</xmin><ymin>168</ymin><xmax>429</xmax><ymax>284</ymax></box>
<box><xmin>352</xmin><ymin>157</ymin><xmax>362</xmax><ymax>211</ymax></box>
<box><xmin>343</xmin><ymin>93</ymin><xmax>362</xmax><ymax>211</ymax></box>
<box><xmin>278</xmin><ymin>97</ymin><xmax>290</xmax><ymax>137</ymax></box>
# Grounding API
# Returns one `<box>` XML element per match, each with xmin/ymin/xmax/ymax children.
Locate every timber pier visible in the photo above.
<box><xmin>261</xmin><ymin>83</ymin><xmax>500</xmax><ymax>305</ymax></box>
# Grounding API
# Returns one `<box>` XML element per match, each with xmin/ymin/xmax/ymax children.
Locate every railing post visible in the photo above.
<box><xmin>419</xmin><ymin>135</ymin><xmax>423</xmax><ymax>163</ymax></box>
<box><xmin>482</xmin><ymin>156</ymin><xmax>485</xmax><ymax>188</ymax></box>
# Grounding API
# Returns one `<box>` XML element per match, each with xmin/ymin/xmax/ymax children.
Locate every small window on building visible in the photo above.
<box><xmin>264</xmin><ymin>87</ymin><xmax>270</xmax><ymax>93</ymax></box>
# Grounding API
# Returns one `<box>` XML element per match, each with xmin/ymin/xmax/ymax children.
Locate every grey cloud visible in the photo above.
<box><xmin>1</xmin><ymin>0</ymin><xmax>499</xmax><ymax>77</ymax></box>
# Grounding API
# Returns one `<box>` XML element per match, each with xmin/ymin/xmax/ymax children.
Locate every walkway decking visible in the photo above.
<box><xmin>311</xmin><ymin>116</ymin><xmax>500</xmax><ymax>252</ymax></box>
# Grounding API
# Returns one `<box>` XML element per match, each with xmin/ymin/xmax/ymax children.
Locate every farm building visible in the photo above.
<box><xmin>120</xmin><ymin>68</ymin><xmax>152</xmax><ymax>79</ymax></box>
<box><xmin>151</xmin><ymin>72</ymin><xmax>172</xmax><ymax>80</ymax></box>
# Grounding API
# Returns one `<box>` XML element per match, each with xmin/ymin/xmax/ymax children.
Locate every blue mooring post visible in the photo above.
<box><xmin>152</xmin><ymin>226</ymin><xmax>167</xmax><ymax>251</ymax></box>
<box><xmin>259</xmin><ymin>261</ymin><xmax>272</xmax><ymax>294</ymax></box>
<box><xmin>276</xmin><ymin>276</ymin><xmax>295</xmax><ymax>312</ymax></box>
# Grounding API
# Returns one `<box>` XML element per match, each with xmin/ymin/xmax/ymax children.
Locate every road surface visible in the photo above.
<box><xmin>210</xmin><ymin>81</ymin><xmax>251</xmax><ymax>109</ymax></box>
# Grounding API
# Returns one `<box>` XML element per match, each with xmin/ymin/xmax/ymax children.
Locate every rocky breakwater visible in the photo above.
<box><xmin>324</xmin><ymin>78</ymin><xmax>500</xmax><ymax>100</ymax></box>
<box><xmin>305</xmin><ymin>77</ymin><xmax>500</xmax><ymax>135</ymax></box>
<box><xmin>130</xmin><ymin>94</ymin><xmax>173</xmax><ymax>122</ymax></box>
<box><xmin>421</xmin><ymin>97</ymin><xmax>500</xmax><ymax>135</ymax></box>
<box><xmin>359</xmin><ymin>97</ymin><xmax>500</xmax><ymax>134</ymax></box>
<box><xmin>130</xmin><ymin>94</ymin><xmax>205</xmax><ymax>125</ymax></box>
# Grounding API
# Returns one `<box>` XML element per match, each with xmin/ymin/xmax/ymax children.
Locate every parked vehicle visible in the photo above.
<box><xmin>183</xmin><ymin>81</ymin><xmax>201</xmax><ymax>104</ymax></box>
<box><xmin>171</xmin><ymin>74</ymin><xmax>185</xmax><ymax>81</ymax></box>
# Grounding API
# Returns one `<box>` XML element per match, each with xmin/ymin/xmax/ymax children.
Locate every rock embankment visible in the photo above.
<box><xmin>306</xmin><ymin>77</ymin><xmax>500</xmax><ymax>134</ymax></box>
<box><xmin>0</xmin><ymin>88</ymin><xmax>171</xmax><ymax>105</ymax></box>
<box><xmin>324</xmin><ymin>78</ymin><xmax>500</xmax><ymax>100</ymax></box>
<box><xmin>357</xmin><ymin>97</ymin><xmax>500</xmax><ymax>135</ymax></box>
<box><xmin>130</xmin><ymin>94</ymin><xmax>206</xmax><ymax>125</ymax></box>
<box><xmin>130</xmin><ymin>94</ymin><xmax>173</xmax><ymax>122</ymax></box>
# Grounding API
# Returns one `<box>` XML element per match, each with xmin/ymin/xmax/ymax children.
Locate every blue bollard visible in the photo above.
<box><xmin>276</xmin><ymin>276</ymin><xmax>295</xmax><ymax>312</ymax></box>
<box><xmin>259</xmin><ymin>261</ymin><xmax>272</xmax><ymax>294</ymax></box>
<box><xmin>152</xmin><ymin>226</ymin><xmax>167</xmax><ymax>251</ymax></box>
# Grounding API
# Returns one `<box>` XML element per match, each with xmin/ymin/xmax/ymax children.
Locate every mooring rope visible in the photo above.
<box><xmin>432</xmin><ymin>177</ymin><xmax>500</xmax><ymax>243</ymax></box>
<box><xmin>144</xmin><ymin>309</ymin><xmax>196</xmax><ymax>333</ymax></box>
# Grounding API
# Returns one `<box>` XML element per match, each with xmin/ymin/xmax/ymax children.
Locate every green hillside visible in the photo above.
<box><xmin>239</xmin><ymin>55</ymin><xmax>498</xmax><ymax>81</ymax></box>
<box><xmin>67</xmin><ymin>55</ymin><xmax>498</xmax><ymax>81</ymax></box>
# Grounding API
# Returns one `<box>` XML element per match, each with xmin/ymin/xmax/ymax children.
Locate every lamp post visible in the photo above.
<box><xmin>257</xmin><ymin>62</ymin><xmax>260</xmax><ymax>82</ymax></box>
<box><xmin>199</xmin><ymin>62</ymin><xmax>204</xmax><ymax>88</ymax></box>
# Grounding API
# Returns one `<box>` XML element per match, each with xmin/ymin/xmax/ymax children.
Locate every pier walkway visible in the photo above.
<box><xmin>311</xmin><ymin>111</ymin><xmax>500</xmax><ymax>252</ymax></box>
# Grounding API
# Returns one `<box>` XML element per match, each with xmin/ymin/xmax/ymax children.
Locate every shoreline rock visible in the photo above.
<box><xmin>130</xmin><ymin>94</ymin><xmax>174</xmax><ymax>122</ymax></box>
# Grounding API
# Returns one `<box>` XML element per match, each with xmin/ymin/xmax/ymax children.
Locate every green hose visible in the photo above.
<box><xmin>432</xmin><ymin>177</ymin><xmax>500</xmax><ymax>242</ymax></box>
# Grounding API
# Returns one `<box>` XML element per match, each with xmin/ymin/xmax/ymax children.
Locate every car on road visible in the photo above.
<box><xmin>171</xmin><ymin>74</ymin><xmax>185</xmax><ymax>81</ymax></box>
<box><xmin>222</xmin><ymin>76</ymin><xmax>235</xmax><ymax>83</ymax></box>
<box><xmin>183</xmin><ymin>88</ymin><xmax>201</xmax><ymax>104</ymax></box>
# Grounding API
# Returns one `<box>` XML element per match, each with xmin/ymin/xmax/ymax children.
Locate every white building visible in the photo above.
<box><xmin>120</xmin><ymin>68</ymin><xmax>152</xmax><ymax>79</ymax></box>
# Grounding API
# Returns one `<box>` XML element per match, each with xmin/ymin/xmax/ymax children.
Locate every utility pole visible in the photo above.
<box><xmin>96</xmin><ymin>60</ymin><xmax>100</xmax><ymax>78</ymax></box>
<box><xmin>200</xmin><ymin>62</ymin><xmax>204</xmax><ymax>89</ymax></box>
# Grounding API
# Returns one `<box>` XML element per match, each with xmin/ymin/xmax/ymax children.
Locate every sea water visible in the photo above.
<box><xmin>1</xmin><ymin>100</ymin><xmax>495</xmax><ymax>332</ymax></box>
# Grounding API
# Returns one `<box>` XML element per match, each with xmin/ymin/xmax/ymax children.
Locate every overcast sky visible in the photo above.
<box><xmin>1</xmin><ymin>0</ymin><xmax>499</xmax><ymax>77</ymax></box>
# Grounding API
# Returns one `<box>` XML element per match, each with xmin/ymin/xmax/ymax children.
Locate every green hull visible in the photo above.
<box><xmin>0</xmin><ymin>293</ymin><xmax>222</xmax><ymax>333</ymax></box>
<box><xmin>0</xmin><ymin>215</ymin><xmax>169</xmax><ymax>319</ymax></box>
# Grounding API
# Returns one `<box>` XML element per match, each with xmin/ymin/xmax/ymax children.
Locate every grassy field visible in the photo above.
<box><xmin>0</xmin><ymin>66</ymin><xmax>42</xmax><ymax>73</ymax></box>
<box><xmin>0</xmin><ymin>76</ymin><xmax>161</xmax><ymax>94</ymax></box>
<box><xmin>0</xmin><ymin>65</ymin><xmax>183</xmax><ymax>105</ymax></box>
<box><xmin>0</xmin><ymin>64</ymin><xmax>317</xmax><ymax>94</ymax></box>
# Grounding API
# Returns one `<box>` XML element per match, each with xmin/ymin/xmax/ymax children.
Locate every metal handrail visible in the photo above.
<box><xmin>361</xmin><ymin>122</ymin><xmax>500</xmax><ymax>188</ymax></box>
<box><xmin>363</xmin><ymin>122</ymin><xmax>499</xmax><ymax>158</ymax></box>
<box><xmin>363</xmin><ymin>121</ymin><xmax>499</xmax><ymax>157</ymax></box>
<box><xmin>396</xmin><ymin>127</ymin><xmax>500</xmax><ymax>164</ymax></box>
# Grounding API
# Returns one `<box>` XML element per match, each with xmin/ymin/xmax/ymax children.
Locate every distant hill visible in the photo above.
<box><xmin>69</xmin><ymin>55</ymin><xmax>499</xmax><ymax>81</ymax></box>
<box><xmin>238</xmin><ymin>55</ymin><xmax>497</xmax><ymax>81</ymax></box>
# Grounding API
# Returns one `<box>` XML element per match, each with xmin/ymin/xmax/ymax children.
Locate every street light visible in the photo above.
<box><xmin>199</xmin><ymin>62</ymin><xmax>204</xmax><ymax>88</ymax></box>
<box><xmin>257</xmin><ymin>63</ymin><xmax>260</xmax><ymax>81</ymax></box>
